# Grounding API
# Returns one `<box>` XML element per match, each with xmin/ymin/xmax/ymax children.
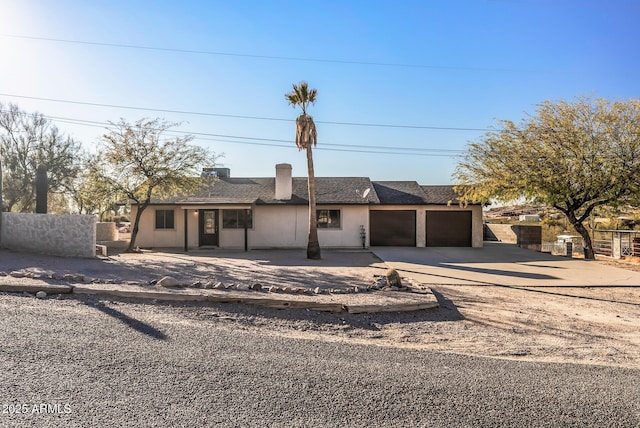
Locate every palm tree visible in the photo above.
<box><xmin>285</xmin><ymin>81</ymin><xmax>321</xmax><ymax>259</ymax></box>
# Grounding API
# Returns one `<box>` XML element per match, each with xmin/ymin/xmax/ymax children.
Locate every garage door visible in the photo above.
<box><xmin>370</xmin><ymin>210</ymin><xmax>416</xmax><ymax>246</ymax></box>
<box><xmin>426</xmin><ymin>211</ymin><xmax>472</xmax><ymax>247</ymax></box>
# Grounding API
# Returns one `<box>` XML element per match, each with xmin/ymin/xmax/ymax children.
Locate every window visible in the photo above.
<box><xmin>223</xmin><ymin>209</ymin><xmax>253</xmax><ymax>229</ymax></box>
<box><xmin>317</xmin><ymin>209</ymin><xmax>341</xmax><ymax>228</ymax></box>
<box><xmin>155</xmin><ymin>209</ymin><xmax>175</xmax><ymax>229</ymax></box>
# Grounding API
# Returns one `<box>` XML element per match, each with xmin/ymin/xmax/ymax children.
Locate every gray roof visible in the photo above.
<box><xmin>158</xmin><ymin>177</ymin><xmax>380</xmax><ymax>205</ymax></box>
<box><xmin>421</xmin><ymin>185</ymin><xmax>462</xmax><ymax>205</ymax></box>
<box><xmin>371</xmin><ymin>181</ymin><xmax>428</xmax><ymax>204</ymax></box>
<box><xmin>151</xmin><ymin>176</ymin><xmax>468</xmax><ymax>206</ymax></box>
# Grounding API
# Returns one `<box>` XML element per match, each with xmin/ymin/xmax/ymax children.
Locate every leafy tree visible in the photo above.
<box><xmin>93</xmin><ymin>118</ymin><xmax>216</xmax><ymax>252</ymax></box>
<box><xmin>454</xmin><ymin>97</ymin><xmax>640</xmax><ymax>260</ymax></box>
<box><xmin>70</xmin><ymin>155</ymin><xmax>121</xmax><ymax>219</ymax></box>
<box><xmin>0</xmin><ymin>102</ymin><xmax>81</xmax><ymax>212</ymax></box>
<box><xmin>285</xmin><ymin>81</ymin><xmax>321</xmax><ymax>260</ymax></box>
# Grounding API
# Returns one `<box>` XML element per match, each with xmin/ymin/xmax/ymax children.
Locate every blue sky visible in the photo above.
<box><xmin>0</xmin><ymin>0</ymin><xmax>638</xmax><ymax>184</ymax></box>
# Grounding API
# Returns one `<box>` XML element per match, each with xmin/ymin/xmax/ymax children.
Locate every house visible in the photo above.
<box><xmin>131</xmin><ymin>163</ymin><xmax>483</xmax><ymax>250</ymax></box>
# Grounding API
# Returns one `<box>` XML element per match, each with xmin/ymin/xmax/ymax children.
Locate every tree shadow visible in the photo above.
<box><xmin>82</xmin><ymin>299</ymin><xmax>167</xmax><ymax>340</ymax></box>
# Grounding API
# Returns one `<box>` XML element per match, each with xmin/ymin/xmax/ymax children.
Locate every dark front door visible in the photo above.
<box><xmin>199</xmin><ymin>209</ymin><xmax>219</xmax><ymax>246</ymax></box>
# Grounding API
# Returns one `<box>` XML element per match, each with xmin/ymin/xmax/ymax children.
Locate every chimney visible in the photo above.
<box><xmin>275</xmin><ymin>163</ymin><xmax>292</xmax><ymax>200</ymax></box>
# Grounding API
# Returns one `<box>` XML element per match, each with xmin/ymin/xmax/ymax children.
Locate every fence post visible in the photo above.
<box><xmin>612</xmin><ymin>233</ymin><xmax>621</xmax><ymax>259</ymax></box>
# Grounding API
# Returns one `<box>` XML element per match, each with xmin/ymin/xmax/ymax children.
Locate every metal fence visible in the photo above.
<box><xmin>542</xmin><ymin>230</ymin><xmax>640</xmax><ymax>258</ymax></box>
<box><xmin>592</xmin><ymin>229</ymin><xmax>640</xmax><ymax>258</ymax></box>
<box><xmin>541</xmin><ymin>241</ymin><xmax>584</xmax><ymax>256</ymax></box>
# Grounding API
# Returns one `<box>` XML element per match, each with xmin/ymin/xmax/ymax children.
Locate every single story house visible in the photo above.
<box><xmin>131</xmin><ymin>163</ymin><xmax>483</xmax><ymax>250</ymax></box>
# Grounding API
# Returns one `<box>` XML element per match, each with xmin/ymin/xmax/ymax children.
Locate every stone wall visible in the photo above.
<box><xmin>96</xmin><ymin>222</ymin><xmax>118</xmax><ymax>241</ymax></box>
<box><xmin>0</xmin><ymin>213</ymin><xmax>96</xmax><ymax>258</ymax></box>
<box><xmin>516</xmin><ymin>225</ymin><xmax>542</xmax><ymax>251</ymax></box>
<box><xmin>484</xmin><ymin>224</ymin><xmax>518</xmax><ymax>243</ymax></box>
<box><xmin>484</xmin><ymin>223</ymin><xmax>541</xmax><ymax>251</ymax></box>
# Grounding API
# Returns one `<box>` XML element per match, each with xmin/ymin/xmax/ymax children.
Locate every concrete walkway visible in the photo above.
<box><xmin>372</xmin><ymin>242</ymin><xmax>640</xmax><ymax>287</ymax></box>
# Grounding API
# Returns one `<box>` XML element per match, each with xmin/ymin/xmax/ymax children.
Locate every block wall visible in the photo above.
<box><xmin>0</xmin><ymin>213</ymin><xmax>96</xmax><ymax>258</ymax></box>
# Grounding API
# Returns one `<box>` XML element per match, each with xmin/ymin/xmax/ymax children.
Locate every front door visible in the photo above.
<box><xmin>199</xmin><ymin>209</ymin><xmax>219</xmax><ymax>246</ymax></box>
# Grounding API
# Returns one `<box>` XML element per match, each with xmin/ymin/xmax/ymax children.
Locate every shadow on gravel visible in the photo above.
<box><xmin>78</xmin><ymin>290</ymin><xmax>465</xmax><ymax>333</ymax></box>
<box><xmin>83</xmin><ymin>300</ymin><xmax>167</xmax><ymax>340</ymax></box>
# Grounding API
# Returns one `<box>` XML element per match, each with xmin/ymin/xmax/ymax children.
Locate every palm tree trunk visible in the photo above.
<box><xmin>305</xmin><ymin>146</ymin><xmax>321</xmax><ymax>259</ymax></box>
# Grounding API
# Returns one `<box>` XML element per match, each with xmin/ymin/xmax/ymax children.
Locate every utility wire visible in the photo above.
<box><xmin>4</xmin><ymin>109</ymin><xmax>462</xmax><ymax>157</ymax></box>
<box><xmin>2</xmin><ymin>34</ymin><xmax>554</xmax><ymax>74</ymax></box>
<box><xmin>0</xmin><ymin>93</ymin><xmax>490</xmax><ymax>132</ymax></box>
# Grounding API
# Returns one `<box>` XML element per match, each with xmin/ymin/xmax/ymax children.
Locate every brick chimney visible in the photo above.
<box><xmin>275</xmin><ymin>163</ymin><xmax>292</xmax><ymax>200</ymax></box>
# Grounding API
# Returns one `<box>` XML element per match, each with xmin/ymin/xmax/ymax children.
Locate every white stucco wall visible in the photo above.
<box><xmin>131</xmin><ymin>205</ymin><xmax>188</xmax><ymax>249</ymax></box>
<box><xmin>132</xmin><ymin>203</ymin><xmax>482</xmax><ymax>249</ymax></box>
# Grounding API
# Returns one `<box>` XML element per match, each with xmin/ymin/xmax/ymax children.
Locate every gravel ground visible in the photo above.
<box><xmin>2</xmin><ymin>248</ymin><xmax>640</xmax><ymax>369</ymax></box>
<box><xmin>1</xmin><ymin>294</ymin><xmax>639</xmax><ymax>427</ymax></box>
<box><xmin>0</xmin><ymin>248</ymin><xmax>386</xmax><ymax>290</ymax></box>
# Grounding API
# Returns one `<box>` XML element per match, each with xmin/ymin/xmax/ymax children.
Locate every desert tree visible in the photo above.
<box><xmin>0</xmin><ymin>102</ymin><xmax>81</xmax><ymax>212</ymax></box>
<box><xmin>454</xmin><ymin>97</ymin><xmax>640</xmax><ymax>259</ymax></box>
<box><xmin>70</xmin><ymin>154</ymin><xmax>121</xmax><ymax>219</ymax></box>
<box><xmin>285</xmin><ymin>81</ymin><xmax>321</xmax><ymax>259</ymax></box>
<box><xmin>93</xmin><ymin>118</ymin><xmax>217</xmax><ymax>252</ymax></box>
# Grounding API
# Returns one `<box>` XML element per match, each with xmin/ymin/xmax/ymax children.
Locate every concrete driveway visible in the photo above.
<box><xmin>372</xmin><ymin>242</ymin><xmax>640</xmax><ymax>287</ymax></box>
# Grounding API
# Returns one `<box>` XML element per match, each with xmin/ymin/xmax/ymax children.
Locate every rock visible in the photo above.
<box><xmin>156</xmin><ymin>276</ymin><xmax>180</xmax><ymax>287</ymax></box>
<box><xmin>236</xmin><ymin>284</ymin><xmax>250</xmax><ymax>291</ymax></box>
<box><xmin>268</xmin><ymin>286</ymin><xmax>280</xmax><ymax>293</ymax></box>
<box><xmin>282</xmin><ymin>287</ymin><xmax>292</xmax><ymax>293</ymax></box>
<box><xmin>352</xmin><ymin>286</ymin><xmax>361</xmax><ymax>293</ymax></box>
<box><xmin>385</xmin><ymin>268</ymin><xmax>402</xmax><ymax>288</ymax></box>
<box><xmin>213</xmin><ymin>282</ymin><xmax>224</xmax><ymax>289</ymax></box>
<box><xmin>250</xmin><ymin>283</ymin><xmax>262</xmax><ymax>291</ymax></box>
<box><xmin>0</xmin><ymin>271</ymin><xmax>7</xmax><ymax>276</ymax></box>
<box><xmin>10</xmin><ymin>271</ymin><xmax>28</xmax><ymax>278</ymax></box>
<box><xmin>313</xmin><ymin>287</ymin><xmax>321</xmax><ymax>295</ymax></box>
<box><xmin>36</xmin><ymin>291</ymin><xmax>47</xmax><ymax>299</ymax></box>
<box><xmin>191</xmin><ymin>281</ymin><xmax>203</xmax><ymax>288</ymax></box>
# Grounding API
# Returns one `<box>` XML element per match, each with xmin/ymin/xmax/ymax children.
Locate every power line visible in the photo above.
<box><xmin>2</xmin><ymin>33</ymin><xmax>555</xmax><ymax>74</ymax></box>
<box><xmin>1</xmin><ymin>109</ymin><xmax>462</xmax><ymax>157</ymax></box>
<box><xmin>0</xmin><ymin>93</ymin><xmax>490</xmax><ymax>132</ymax></box>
